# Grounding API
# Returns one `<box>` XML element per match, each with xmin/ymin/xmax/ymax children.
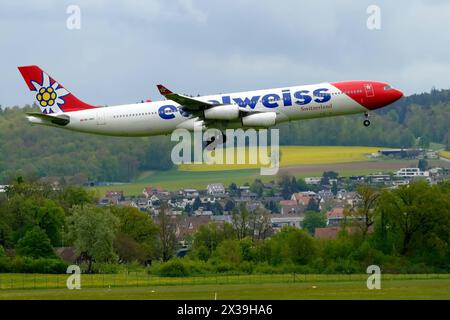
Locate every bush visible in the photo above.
<box><xmin>238</xmin><ymin>261</ymin><xmax>254</xmax><ymax>274</ymax></box>
<box><xmin>323</xmin><ymin>258</ymin><xmax>361</xmax><ymax>274</ymax></box>
<box><xmin>182</xmin><ymin>259</ymin><xmax>212</xmax><ymax>275</ymax></box>
<box><xmin>154</xmin><ymin>259</ymin><xmax>188</xmax><ymax>277</ymax></box>
<box><xmin>6</xmin><ymin>257</ymin><xmax>67</xmax><ymax>273</ymax></box>
<box><xmin>253</xmin><ymin>262</ymin><xmax>278</xmax><ymax>274</ymax></box>
<box><xmin>213</xmin><ymin>262</ymin><xmax>237</xmax><ymax>274</ymax></box>
<box><xmin>91</xmin><ymin>262</ymin><xmax>125</xmax><ymax>274</ymax></box>
<box><xmin>0</xmin><ymin>257</ymin><xmax>12</xmax><ymax>272</ymax></box>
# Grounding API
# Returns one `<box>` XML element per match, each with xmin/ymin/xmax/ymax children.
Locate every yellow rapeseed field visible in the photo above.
<box><xmin>179</xmin><ymin>146</ymin><xmax>381</xmax><ymax>171</ymax></box>
<box><xmin>440</xmin><ymin>151</ymin><xmax>450</xmax><ymax>159</ymax></box>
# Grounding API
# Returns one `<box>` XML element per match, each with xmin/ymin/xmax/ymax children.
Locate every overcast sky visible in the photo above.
<box><xmin>1</xmin><ymin>0</ymin><xmax>450</xmax><ymax>107</ymax></box>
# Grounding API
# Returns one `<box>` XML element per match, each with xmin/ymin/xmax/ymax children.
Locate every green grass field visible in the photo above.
<box><xmin>90</xmin><ymin>146</ymin><xmax>390</xmax><ymax>195</ymax></box>
<box><xmin>91</xmin><ymin>169</ymin><xmax>262</xmax><ymax>196</ymax></box>
<box><xmin>91</xmin><ymin>167</ymin><xmax>391</xmax><ymax>196</ymax></box>
<box><xmin>0</xmin><ymin>273</ymin><xmax>449</xmax><ymax>299</ymax></box>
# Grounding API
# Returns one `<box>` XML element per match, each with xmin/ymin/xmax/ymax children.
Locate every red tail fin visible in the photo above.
<box><xmin>18</xmin><ymin>65</ymin><xmax>96</xmax><ymax>114</ymax></box>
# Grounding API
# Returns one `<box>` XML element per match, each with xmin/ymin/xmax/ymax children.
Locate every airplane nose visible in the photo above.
<box><xmin>392</xmin><ymin>88</ymin><xmax>403</xmax><ymax>101</ymax></box>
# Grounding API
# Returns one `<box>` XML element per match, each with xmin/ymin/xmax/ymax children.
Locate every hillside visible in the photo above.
<box><xmin>0</xmin><ymin>88</ymin><xmax>449</xmax><ymax>183</ymax></box>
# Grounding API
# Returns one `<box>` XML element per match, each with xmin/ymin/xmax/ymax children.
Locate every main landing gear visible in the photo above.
<box><xmin>205</xmin><ymin>132</ymin><xmax>227</xmax><ymax>150</ymax></box>
<box><xmin>363</xmin><ymin>112</ymin><xmax>371</xmax><ymax>127</ymax></box>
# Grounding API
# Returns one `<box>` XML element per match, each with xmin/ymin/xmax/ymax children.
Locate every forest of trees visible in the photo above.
<box><xmin>0</xmin><ymin>88</ymin><xmax>449</xmax><ymax>183</ymax></box>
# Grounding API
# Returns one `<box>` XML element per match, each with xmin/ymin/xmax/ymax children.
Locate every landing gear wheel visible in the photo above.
<box><xmin>205</xmin><ymin>132</ymin><xmax>226</xmax><ymax>151</ymax></box>
<box><xmin>363</xmin><ymin>119</ymin><xmax>371</xmax><ymax>127</ymax></box>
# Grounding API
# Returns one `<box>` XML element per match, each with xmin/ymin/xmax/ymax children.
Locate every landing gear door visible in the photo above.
<box><xmin>364</xmin><ymin>83</ymin><xmax>375</xmax><ymax>97</ymax></box>
<box><xmin>97</xmin><ymin>110</ymin><xmax>106</xmax><ymax>125</ymax></box>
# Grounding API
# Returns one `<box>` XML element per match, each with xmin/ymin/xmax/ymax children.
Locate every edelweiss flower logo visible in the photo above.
<box><xmin>31</xmin><ymin>72</ymin><xmax>69</xmax><ymax>113</ymax></box>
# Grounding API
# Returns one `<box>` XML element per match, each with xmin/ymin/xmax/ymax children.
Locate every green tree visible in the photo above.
<box><xmin>353</xmin><ymin>185</ymin><xmax>380</xmax><ymax>236</ymax></box>
<box><xmin>232</xmin><ymin>203</ymin><xmax>251</xmax><ymax>240</ymax></box>
<box><xmin>377</xmin><ymin>181</ymin><xmax>449</xmax><ymax>256</ymax></box>
<box><xmin>192</xmin><ymin>222</ymin><xmax>235</xmax><ymax>260</ymax></box>
<box><xmin>156</xmin><ymin>206</ymin><xmax>177</xmax><ymax>261</ymax></box>
<box><xmin>418</xmin><ymin>159</ymin><xmax>428</xmax><ymax>171</ymax></box>
<box><xmin>67</xmin><ymin>205</ymin><xmax>118</xmax><ymax>273</ymax></box>
<box><xmin>224</xmin><ymin>200</ymin><xmax>235</xmax><ymax>212</ymax></box>
<box><xmin>228</xmin><ymin>183</ymin><xmax>238</xmax><ymax>197</ymax></box>
<box><xmin>306</xmin><ymin>198</ymin><xmax>320</xmax><ymax>212</ymax></box>
<box><xmin>250</xmin><ymin>179</ymin><xmax>264</xmax><ymax>198</ymax></box>
<box><xmin>111</xmin><ymin>206</ymin><xmax>158</xmax><ymax>263</ymax></box>
<box><xmin>279</xmin><ymin>175</ymin><xmax>293</xmax><ymax>199</ymax></box>
<box><xmin>216</xmin><ymin>239</ymin><xmax>242</xmax><ymax>265</ymax></box>
<box><xmin>302</xmin><ymin>211</ymin><xmax>327</xmax><ymax>235</ymax></box>
<box><xmin>60</xmin><ymin>186</ymin><xmax>92</xmax><ymax>209</ymax></box>
<box><xmin>16</xmin><ymin>226</ymin><xmax>55</xmax><ymax>258</ymax></box>
<box><xmin>192</xmin><ymin>197</ymin><xmax>201</xmax><ymax>211</ymax></box>
<box><xmin>35</xmin><ymin>199</ymin><xmax>65</xmax><ymax>246</ymax></box>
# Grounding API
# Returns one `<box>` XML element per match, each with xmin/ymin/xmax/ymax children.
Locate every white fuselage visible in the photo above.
<box><xmin>29</xmin><ymin>82</ymin><xmax>367</xmax><ymax>136</ymax></box>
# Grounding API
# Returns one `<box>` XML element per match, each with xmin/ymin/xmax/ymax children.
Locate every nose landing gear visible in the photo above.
<box><xmin>363</xmin><ymin>112</ymin><xmax>371</xmax><ymax>127</ymax></box>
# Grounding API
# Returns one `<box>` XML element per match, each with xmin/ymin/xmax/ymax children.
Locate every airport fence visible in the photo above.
<box><xmin>1</xmin><ymin>273</ymin><xmax>450</xmax><ymax>290</ymax></box>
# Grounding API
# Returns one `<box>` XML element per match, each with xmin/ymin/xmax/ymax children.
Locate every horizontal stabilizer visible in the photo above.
<box><xmin>26</xmin><ymin>112</ymin><xmax>70</xmax><ymax>126</ymax></box>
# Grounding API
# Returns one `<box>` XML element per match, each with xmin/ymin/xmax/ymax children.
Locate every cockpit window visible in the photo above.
<box><xmin>384</xmin><ymin>85</ymin><xmax>392</xmax><ymax>90</ymax></box>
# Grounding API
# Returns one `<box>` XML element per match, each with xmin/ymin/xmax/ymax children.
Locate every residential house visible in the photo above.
<box><xmin>194</xmin><ymin>207</ymin><xmax>213</xmax><ymax>216</ymax></box>
<box><xmin>326</xmin><ymin>207</ymin><xmax>366</xmax><ymax>226</ymax></box>
<box><xmin>54</xmin><ymin>247</ymin><xmax>80</xmax><ymax>264</ymax></box>
<box><xmin>315</xmin><ymin>226</ymin><xmax>366</xmax><ymax>239</ymax></box>
<box><xmin>336</xmin><ymin>190</ymin><xmax>360</xmax><ymax>206</ymax></box>
<box><xmin>176</xmin><ymin>216</ymin><xmax>211</xmax><ymax>239</ymax></box>
<box><xmin>367</xmin><ymin>173</ymin><xmax>392</xmax><ymax>184</ymax></box>
<box><xmin>182</xmin><ymin>189</ymin><xmax>199</xmax><ymax>199</ymax></box>
<box><xmin>304</xmin><ymin>177</ymin><xmax>321</xmax><ymax>185</ymax></box>
<box><xmin>314</xmin><ymin>226</ymin><xmax>341</xmax><ymax>239</ymax></box>
<box><xmin>206</xmin><ymin>183</ymin><xmax>226</xmax><ymax>196</ymax></box>
<box><xmin>291</xmin><ymin>191</ymin><xmax>320</xmax><ymax>209</ymax></box>
<box><xmin>98</xmin><ymin>197</ymin><xmax>114</xmax><ymax>206</ymax></box>
<box><xmin>394</xmin><ymin>168</ymin><xmax>430</xmax><ymax>178</ymax></box>
<box><xmin>246</xmin><ymin>201</ymin><xmax>264</xmax><ymax>212</ymax></box>
<box><xmin>326</xmin><ymin>207</ymin><xmax>345</xmax><ymax>226</ymax></box>
<box><xmin>118</xmin><ymin>200</ymin><xmax>138</xmax><ymax>208</ymax></box>
<box><xmin>105</xmin><ymin>191</ymin><xmax>124</xmax><ymax>204</ymax></box>
<box><xmin>211</xmin><ymin>215</ymin><xmax>233</xmax><ymax>224</ymax></box>
<box><xmin>270</xmin><ymin>215</ymin><xmax>304</xmax><ymax>232</ymax></box>
<box><xmin>142</xmin><ymin>186</ymin><xmax>164</xmax><ymax>198</ymax></box>
<box><xmin>279</xmin><ymin>200</ymin><xmax>303</xmax><ymax>215</ymax></box>
<box><xmin>318</xmin><ymin>190</ymin><xmax>334</xmax><ymax>202</ymax></box>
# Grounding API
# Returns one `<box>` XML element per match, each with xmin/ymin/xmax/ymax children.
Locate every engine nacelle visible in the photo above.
<box><xmin>241</xmin><ymin>112</ymin><xmax>277</xmax><ymax>128</ymax></box>
<box><xmin>204</xmin><ymin>104</ymin><xmax>239</xmax><ymax>120</ymax></box>
<box><xmin>176</xmin><ymin>118</ymin><xmax>205</xmax><ymax>131</ymax></box>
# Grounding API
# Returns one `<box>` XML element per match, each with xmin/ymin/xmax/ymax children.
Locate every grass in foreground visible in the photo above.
<box><xmin>1</xmin><ymin>279</ymin><xmax>450</xmax><ymax>300</ymax></box>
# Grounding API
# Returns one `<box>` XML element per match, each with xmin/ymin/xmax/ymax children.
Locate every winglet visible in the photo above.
<box><xmin>157</xmin><ymin>84</ymin><xmax>173</xmax><ymax>96</ymax></box>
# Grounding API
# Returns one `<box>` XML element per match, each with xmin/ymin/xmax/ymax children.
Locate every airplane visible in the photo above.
<box><xmin>18</xmin><ymin>65</ymin><xmax>403</xmax><ymax>144</ymax></box>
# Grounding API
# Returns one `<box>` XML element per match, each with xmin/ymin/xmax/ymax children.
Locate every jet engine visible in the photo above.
<box><xmin>241</xmin><ymin>112</ymin><xmax>277</xmax><ymax>127</ymax></box>
<box><xmin>204</xmin><ymin>104</ymin><xmax>239</xmax><ymax>120</ymax></box>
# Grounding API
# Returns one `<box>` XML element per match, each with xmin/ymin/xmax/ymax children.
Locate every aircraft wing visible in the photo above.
<box><xmin>26</xmin><ymin>112</ymin><xmax>70</xmax><ymax>126</ymax></box>
<box><xmin>157</xmin><ymin>84</ymin><xmax>216</xmax><ymax>111</ymax></box>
